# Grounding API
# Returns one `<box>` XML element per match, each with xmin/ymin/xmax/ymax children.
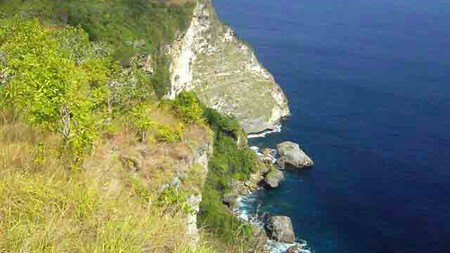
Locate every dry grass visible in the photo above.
<box><xmin>0</xmin><ymin>108</ymin><xmax>216</xmax><ymax>253</ymax></box>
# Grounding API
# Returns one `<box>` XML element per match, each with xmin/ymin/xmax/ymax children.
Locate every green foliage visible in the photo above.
<box><xmin>108</xmin><ymin>62</ymin><xmax>155</xmax><ymax>112</ymax></box>
<box><xmin>128</xmin><ymin>176</ymin><xmax>152</xmax><ymax>203</ymax></box>
<box><xmin>203</xmin><ymin>107</ymin><xmax>242</xmax><ymax>141</ymax></box>
<box><xmin>129</xmin><ymin>103</ymin><xmax>155</xmax><ymax>142</ymax></box>
<box><xmin>155</xmin><ymin>123</ymin><xmax>184</xmax><ymax>143</ymax></box>
<box><xmin>0</xmin><ymin>0</ymin><xmax>195</xmax><ymax>97</ymax></box>
<box><xmin>127</xmin><ymin>101</ymin><xmax>185</xmax><ymax>143</ymax></box>
<box><xmin>0</xmin><ymin>0</ymin><xmax>193</xmax><ymax>57</ymax></box>
<box><xmin>200</xmin><ymin>183</ymin><xmax>254</xmax><ymax>243</ymax></box>
<box><xmin>0</xmin><ymin>18</ymin><xmax>112</xmax><ymax>163</ymax></box>
<box><xmin>168</xmin><ymin>91</ymin><xmax>205</xmax><ymax>123</ymax></box>
<box><xmin>158</xmin><ymin>186</ymin><xmax>193</xmax><ymax>214</ymax></box>
<box><xmin>199</xmin><ymin>108</ymin><xmax>256</xmax><ymax>243</ymax></box>
<box><xmin>0</xmin><ymin>3</ymin><xmax>257</xmax><ymax>250</ymax></box>
<box><xmin>151</xmin><ymin>53</ymin><xmax>172</xmax><ymax>98</ymax></box>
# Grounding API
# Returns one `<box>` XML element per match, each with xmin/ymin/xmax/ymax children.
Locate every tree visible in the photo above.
<box><xmin>0</xmin><ymin>18</ymin><xmax>111</xmax><ymax>165</ymax></box>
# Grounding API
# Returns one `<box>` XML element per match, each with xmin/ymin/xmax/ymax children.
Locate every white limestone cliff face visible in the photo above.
<box><xmin>169</xmin><ymin>0</ymin><xmax>290</xmax><ymax>134</ymax></box>
<box><xmin>185</xmin><ymin>142</ymin><xmax>212</xmax><ymax>246</ymax></box>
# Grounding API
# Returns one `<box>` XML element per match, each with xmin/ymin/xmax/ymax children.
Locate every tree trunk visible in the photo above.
<box><xmin>60</xmin><ymin>104</ymin><xmax>71</xmax><ymax>167</ymax></box>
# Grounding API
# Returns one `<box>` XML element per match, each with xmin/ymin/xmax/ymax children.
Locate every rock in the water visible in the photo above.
<box><xmin>287</xmin><ymin>244</ymin><xmax>302</xmax><ymax>253</ymax></box>
<box><xmin>264</xmin><ymin>169</ymin><xmax>284</xmax><ymax>188</ymax></box>
<box><xmin>265</xmin><ymin>216</ymin><xmax>296</xmax><ymax>243</ymax></box>
<box><xmin>259</xmin><ymin>163</ymin><xmax>272</xmax><ymax>175</ymax></box>
<box><xmin>276</xmin><ymin>156</ymin><xmax>287</xmax><ymax>170</ymax></box>
<box><xmin>277</xmin><ymin>141</ymin><xmax>313</xmax><ymax>168</ymax></box>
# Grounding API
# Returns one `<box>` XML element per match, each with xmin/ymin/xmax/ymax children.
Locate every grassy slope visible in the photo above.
<box><xmin>0</xmin><ymin>1</ymin><xmax>265</xmax><ymax>252</ymax></box>
<box><xmin>0</xmin><ymin>106</ymin><xmax>215</xmax><ymax>253</ymax></box>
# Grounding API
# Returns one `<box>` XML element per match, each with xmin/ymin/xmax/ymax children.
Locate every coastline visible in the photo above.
<box><xmin>232</xmin><ymin>130</ymin><xmax>312</xmax><ymax>253</ymax></box>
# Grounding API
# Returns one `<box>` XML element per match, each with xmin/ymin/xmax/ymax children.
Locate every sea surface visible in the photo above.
<box><xmin>213</xmin><ymin>0</ymin><xmax>450</xmax><ymax>252</ymax></box>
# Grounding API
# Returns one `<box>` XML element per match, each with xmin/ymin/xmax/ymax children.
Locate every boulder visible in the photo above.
<box><xmin>287</xmin><ymin>244</ymin><xmax>302</xmax><ymax>253</ymax></box>
<box><xmin>264</xmin><ymin>169</ymin><xmax>284</xmax><ymax>188</ymax></box>
<box><xmin>276</xmin><ymin>156</ymin><xmax>287</xmax><ymax>170</ymax></box>
<box><xmin>259</xmin><ymin>163</ymin><xmax>271</xmax><ymax>175</ymax></box>
<box><xmin>265</xmin><ymin>216</ymin><xmax>296</xmax><ymax>243</ymax></box>
<box><xmin>277</xmin><ymin>141</ymin><xmax>313</xmax><ymax>168</ymax></box>
<box><xmin>222</xmin><ymin>193</ymin><xmax>237</xmax><ymax>208</ymax></box>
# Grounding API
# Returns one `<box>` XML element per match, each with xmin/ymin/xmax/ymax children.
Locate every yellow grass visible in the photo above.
<box><xmin>0</xmin><ymin>111</ymin><xmax>216</xmax><ymax>253</ymax></box>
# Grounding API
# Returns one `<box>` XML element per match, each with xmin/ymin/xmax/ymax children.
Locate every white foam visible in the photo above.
<box><xmin>265</xmin><ymin>240</ymin><xmax>312</xmax><ymax>253</ymax></box>
<box><xmin>248</xmin><ymin>123</ymin><xmax>282</xmax><ymax>139</ymax></box>
<box><xmin>249</xmin><ymin>146</ymin><xmax>278</xmax><ymax>164</ymax></box>
<box><xmin>235</xmin><ymin>193</ymin><xmax>259</xmax><ymax>224</ymax></box>
<box><xmin>240</xmin><ymin>132</ymin><xmax>313</xmax><ymax>253</ymax></box>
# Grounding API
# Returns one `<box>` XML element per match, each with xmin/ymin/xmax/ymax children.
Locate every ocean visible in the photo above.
<box><xmin>212</xmin><ymin>0</ymin><xmax>450</xmax><ymax>252</ymax></box>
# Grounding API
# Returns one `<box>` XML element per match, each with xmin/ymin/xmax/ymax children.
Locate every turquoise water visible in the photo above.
<box><xmin>213</xmin><ymin>0</ymin><xmax>450</xmax><ymax>252</ymax></box>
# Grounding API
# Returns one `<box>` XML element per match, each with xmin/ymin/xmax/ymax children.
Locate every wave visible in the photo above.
<box><xmin>235</xmin><ymin>192</ymin><xmax>312</xmax><ymax>253</ymax></box>
<box><xmin>248</xmin><ymin>122</ymin><xmax>282</xmax><ymax>139</ymax></box>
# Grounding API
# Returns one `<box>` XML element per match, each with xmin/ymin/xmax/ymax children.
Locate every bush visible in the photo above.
<box><xmin>199</xmin><ymin>108</ymin><xmax>257</xmax><ymax>244</ymax></box>
<box><xmin>129</xmin><ymin>103</ymin><xmax>155</xmax><ymax>142</ymax></box>
<box><xmin>158</xmin><ymin>186</ymin><xmax>193</xmax><ymax>214</ymax></box>
<box><xmin>0</xmin><ymin>0</ymin><xmax>195</xmax><ymax>98</ymax></box>
<box><xmin>169</xmin><ymin>91</ymin><xmax>205</xmax><ymax>123</ymax></box>
<box><xmin>154</xmin><ymin>123</ymin><xmax>184</xmax><ymax>143</ymax></box>
<box><xmin>0</xmin><ymin>18</ymin><xmax>112</xmax><ymax>164</ymax></box>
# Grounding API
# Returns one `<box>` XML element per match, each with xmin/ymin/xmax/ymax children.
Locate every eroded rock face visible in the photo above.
<box><xmin>265</xmin><ymin>216</ymin><xmax>296</xmax><ymax>243</ymax></box>
<box><xmin>264</xmin><ymin>169</ymin><xmax>284</xmax><ymax>188</ymax></box>
<box><xmin>277</xmin><ymin>141</ymin><xmax>313</xmax><ymax>168</ymax></box>
<box><xmin>287</xmin><ymin>244</ymin><xmax>302</xmax><ymax>253</ymax></box>
<box><xmin>169</xmin><ymin>0</ymin><xmax>290</xmax><ymax>134</ymax></box>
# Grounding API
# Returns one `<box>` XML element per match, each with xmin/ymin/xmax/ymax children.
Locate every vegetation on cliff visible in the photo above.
<box><xmin>0</xmin><ymin>12</ymin><xmax>213</xmax><ymax>252</ymax></box>
<box><xmin>0</xmin><ymin>0</ymin><xmax>194</xmax><ymax>97</ymax></box>
<box><xmin>198</xmin><ymin>109</ymin><xmax>258</xmax><ymax>251</ymax></box>
<box><xmin>0</xmin><ymin>1</ymin><xmax>263</xmax><ymax>252</ymax></box>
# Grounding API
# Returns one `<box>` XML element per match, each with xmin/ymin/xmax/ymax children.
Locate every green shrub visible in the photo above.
<box><xmin>158</xmin><ymin>186</ymin><xmax>193</xmax><ymax>214</ymax></box>
<box><xmin>168</xmin><ymin>91</ymin><xmax>205</xmax><ymax>123</ymax></box>
<box><xmin>155</xmin><ymin>123</ymin><xmax>184</xmax><ymax>143</ymax></box>
<box><xmin>0</xmin><ymin>18</ymin><xmax>112</xmax><ymax>164</ymax></box>
<box><xmin>129</xmin><ymin>103</ymin><xmax>155</xmax><ymax>142</ymax></box>
<box><xmin>0</xmin><ymin>0</ymin><xmax>195</xmax><ymax>98</ymax></box>
<box><xmin>199</xmin><ymin>108</ymin><xmax>256</xmax><ymax>244</ymax></box>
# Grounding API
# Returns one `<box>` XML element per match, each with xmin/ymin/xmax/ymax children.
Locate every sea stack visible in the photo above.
<box><xmin>277</xmin><ymin>141</ymin><xmax>314</xmax><ymax>169</ymax></box>
<box><xmin>265</xmin><ymin>216</ymin><xmax>296</xmax><ymax>243</ymax></box>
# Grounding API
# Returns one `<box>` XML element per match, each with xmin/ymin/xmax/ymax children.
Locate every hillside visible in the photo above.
<box><xmin>0</xmin><ymin>1</ymin><xmax>276</xmax><ymax>252</ymax></box>
<box><xmin>169</xmin><ymin>0</ymin><xmax>290</xmax><ymax>133</ymax></box>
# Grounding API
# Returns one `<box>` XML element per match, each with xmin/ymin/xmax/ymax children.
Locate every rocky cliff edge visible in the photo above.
<box><xmin>168</xmin><ymin>0</ymin><xmax>290</xmax><ymax>134</ymax></box>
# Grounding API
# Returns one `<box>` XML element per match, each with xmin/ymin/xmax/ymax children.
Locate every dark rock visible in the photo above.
<box><xmin>277</xmin><ymin>141</ymin><xmax>313</xmax><ymax>168</ymax></box>
<box><xmin>264</xmin><ymin>169</ymin><xmax>284</xmax><ymax>188</ymax></box>
<box><xmin>265</xmin><ymin>216</ymin><xmax>296</xmax><ymax>243</ymax></box>
<box><xmin>276</xmin><ymin>156</ymin><xmax>286</xmax><ymax>170</ymax></box>
<box><xmin>222</xmin><ymin>193</ymin><xmax>237</xmax><ymax>208</ymax></box>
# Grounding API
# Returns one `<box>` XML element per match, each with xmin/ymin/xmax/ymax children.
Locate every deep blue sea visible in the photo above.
<box><xmin>213</xmin><ymin>0</ymin><xmax>450</xmax><ymax>252</ymax></box>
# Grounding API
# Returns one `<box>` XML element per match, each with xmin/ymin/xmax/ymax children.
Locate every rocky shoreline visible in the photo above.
<box><xmin>167</xmin><ymin>1</ymin><xmax>312</xmax><ymax>251</ymax></box>
<box><xmin>224</xmin><ymin>138</ymin><xmax>314</xmax><ymax>253</ymax></box>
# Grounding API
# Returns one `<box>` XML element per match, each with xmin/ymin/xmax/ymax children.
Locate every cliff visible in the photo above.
<box><xmin>169</xmin><ymin>0</ymin><xmax>290</xmax><ymax>134</ymax></box>
<box><xmin>0</xmin><ymin>1</ymin><xmax>285</xmax><ymax>252</ymax></box>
